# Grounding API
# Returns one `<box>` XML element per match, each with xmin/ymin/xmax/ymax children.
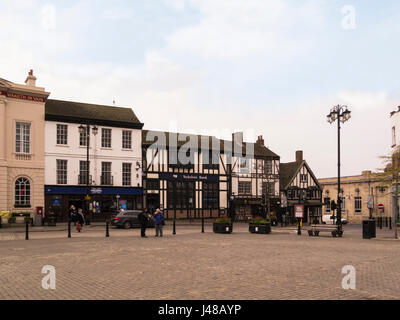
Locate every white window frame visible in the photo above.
<box><xmin>56</xmin><ymin>124</ymin><xmax>68</xmax><ymax>145</ymax></box>
<box><xmin>56</xmin><ymin>159</ymin><xmax>68</xmax><ymax>185</ymax></box>
<box><xmin>238</xmin><ymin>181</ymin><xmax>252</xmax><ymax>195</ymax></box>
<box><xmin>16</xmin><ymin>122</ymin><xmax>31</xmax><ymax>154</ymax></box>
<box><xmin>355</xmin><ymin>197</ymin><xmax>362</xmax><ymax>213</ymax></box>
<box><xmin>101</xmin><ymin>128</ymin><xmax>112</xmax><ymax>148</ymax></box>
<box><xmin>122</xmin><ymin>130</ymin><xmax>132</xmax><ymax>150</ymax></box>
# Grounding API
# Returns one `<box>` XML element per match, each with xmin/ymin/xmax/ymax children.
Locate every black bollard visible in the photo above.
<box><xmin>380</xmin><ymin>217</ymin><xmax>383</xmax><ymax>229</ymax></box>
<box><xmin>25</xmin><ymin>221</ymin><xmax>29</xmax><ymax>240</ymax></box>
<box><xmin>385</xmin><ymin>217</ymin><xmax>388</xmax><ymax>228</ymax></box>
<box><xmin>106</xmin><ymin>221</ymin><xmax>110</xmax><ymax>238</ymax></box>
<box><xmin>297</xmin><ymin>218</ymin><xmax>301</xmax><ymax>236</ymax></box>
<box><xmin>68</xmin><ymin>221</ymin><xmax>71</xmax><ymax>238</ymax></box>
<box><xmin>173</xmin><ymin>209</ymin><xmax>176</xmax><ymax>235</ymax></box>
<box><xmin>201</xmin><ymin>210</ymin><xmax>204</xmax><ymax>233</ymax></box>
<box><xmin>390</xmin><ymin>217</ymin><xmax>392</xmax><ymax>230</ymax></box>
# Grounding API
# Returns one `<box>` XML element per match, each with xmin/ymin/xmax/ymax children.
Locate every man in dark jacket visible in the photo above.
<box><xmin>138</xmin><ymin>209</ymin><xmax>150</xmax><ymax>238</ymax></box>
<box><xmin>154</xmin><ymin>208</ymin><xmax>164</xmax><ymax>237</ymax></box>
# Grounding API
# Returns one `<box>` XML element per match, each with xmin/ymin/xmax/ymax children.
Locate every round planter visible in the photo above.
<box><xmin>213</xmin><ymin>223</ymin><xmax>233</xmax><ymax>234</ymax></box>
<box><xmin>249</xmin><ymin>223</ymin><xmax>271</xmax><ymax>234</ymax></box>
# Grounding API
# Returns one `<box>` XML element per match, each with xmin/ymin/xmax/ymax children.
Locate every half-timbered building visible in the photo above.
<box><xmin>280</xmin><ymin>151</ymin><xmax>323</xmax><ymax>224</ymax></box>
<box><xmin>142</xmin><ymin>131</ymin><xmax>280</xmax><ymax>220</ymax></box>
<box><xmin>230</xmin><ymin>134</ymin><xmax>281</xmax><ymax>221</ymax></box>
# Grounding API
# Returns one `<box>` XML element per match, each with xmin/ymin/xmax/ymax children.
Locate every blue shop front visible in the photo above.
<box><xmin>45</xmin><ymin>185</ymin><xmax>143</xmax><ymax>222</ymax></box>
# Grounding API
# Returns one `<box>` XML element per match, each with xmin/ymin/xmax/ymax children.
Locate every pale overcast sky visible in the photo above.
<box><xmin>1</xmin><ymin>0</ymin><xmax>399</xmax><ymax>178</ymax></box>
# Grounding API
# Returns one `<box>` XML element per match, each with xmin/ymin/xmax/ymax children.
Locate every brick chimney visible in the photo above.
<box><xmin>296</xmin><ymin>150</ymin><xmax>303</xmax><ymax>162</ymax></box>
<box><xmin>256</xmin><ymin>135</ymin><xmax>265</xmax><ymax>146</ymax></box>
<box><xmin>25</xmin><ymin>69</ymin><xmax>37</xmax><ymax>87</ymax></box>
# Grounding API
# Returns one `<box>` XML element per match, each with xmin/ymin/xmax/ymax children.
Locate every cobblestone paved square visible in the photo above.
<box><xmin>0</xmin><ymin>223</ymin><xmax>399</xmax><ymax>300</ymax></box>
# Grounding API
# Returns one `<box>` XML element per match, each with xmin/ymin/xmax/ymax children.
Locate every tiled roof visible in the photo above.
<box><xmin>45</xmin><ymin>99</ymin><xmax>143</xmax><ymax>128</ymax></box>
<box><xmin>143</xmin><ymin>130</ymin><xmax>280</xmax><ymax>159</ymax></box>
<box><xmin>280</xmin><ymin>161</ymin><xmax>304</xmax><ymax>190</ymax></box>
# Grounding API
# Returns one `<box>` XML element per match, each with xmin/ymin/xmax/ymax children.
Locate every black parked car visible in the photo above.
<box><xmin>112</xmin><ymin>210</ymin><xmax>155</xmax><ymax>229</ymax></box>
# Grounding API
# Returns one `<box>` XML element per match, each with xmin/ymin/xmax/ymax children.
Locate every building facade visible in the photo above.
<box><xmin>319</xmin><ymin>170</ymin><xmax>392</xmax><ymax>224</ymax></box>
<box><xmin>280</xmin><ymin>151</ymin><xmax>323</xmax><ymax>224</ymax></box>
<box><xmin>44</xmin><ymin>99</ymin><xmax>143</xmax><ymax>221</ymax></box>
<box><xmin>390</xmin><ymin>106</ymin><xmax>400</xmax><ymax>152</ymax></box>
<box><xmin>0</xmin><ymin>71</ymin><xmax>50</xmax><ymax>218</ymax></box>
<box><xmin>142</xmin><ymin>131</ymin><xmax>280</xmax><ymax>220</ymax></box>
<box><xmin>230</xmin><ymin>135</ymin><xmax>280</xmax><ymax>221</ymax></box>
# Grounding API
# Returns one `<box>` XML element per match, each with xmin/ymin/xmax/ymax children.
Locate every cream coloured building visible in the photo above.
<box><xmin>319</xmin><ymin>171</ymin><xmax>392</xmax><ymax>224</ymax></box>
<box><xmin>0</xmin><ymin>71</ymin><xmax>50</xmax><ymax>217</ymax></box>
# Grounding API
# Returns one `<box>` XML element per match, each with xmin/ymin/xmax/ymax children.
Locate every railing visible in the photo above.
<box><xmin>101</xmin><ymin>175</ymin><xmax>114</xmax><ymax>186</ymax></box>
<box><xmin>78</xmin><ymin>175</ymin><xmax>92</xmax><ymax>185</ymax></box>
<box><xmin>15</xmin><ymin>153</ymin><xmax>32</xmax><ymax>161</ymax></box>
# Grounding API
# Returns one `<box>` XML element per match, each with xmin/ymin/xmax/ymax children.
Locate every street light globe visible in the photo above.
<box><xmin>78</xmin><ymin>124</ymin><xmax>86</xmax><ymax>134</ymax></box>
<box><xmin>92</xmin><ymin>126</ymin><xmax>99</xmax><ymax>136</ymax></box>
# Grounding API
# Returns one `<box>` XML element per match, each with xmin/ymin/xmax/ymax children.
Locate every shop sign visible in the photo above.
<box><xmin>91</xmin><ymin>188</ymin><xmax>103</xmax><ymax>194</ymax></box>
<box><xmin>294</xmin><ymin>204</ymin><xmax>304</xmax><ymax>219</ymax></box>
<box><xmin>160</xmin><ymin>173</ymin><xmax>218</xmax><ymax>182</ymax></box>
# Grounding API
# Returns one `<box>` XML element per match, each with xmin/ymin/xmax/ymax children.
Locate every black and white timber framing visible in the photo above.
<box><xmin>142</xmin><ymin>131</ymin><xmax>281</xmax><ymax>220</ymax></box>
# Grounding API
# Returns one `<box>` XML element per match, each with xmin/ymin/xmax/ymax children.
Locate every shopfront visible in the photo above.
<box><xmin>144</xmin><ymin>173</ymin><xmax>221</xmax><ymax>220</ymax></box>
<box><xmin>45</xmin><ymin>185</ymin><xmax>143</xmax><ymax>222</ymax></box>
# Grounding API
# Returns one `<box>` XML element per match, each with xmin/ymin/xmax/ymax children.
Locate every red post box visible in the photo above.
<box><xmin>36</xmin><ymin>207</ymin><xmax>44</xmax><ymax>216</ymax></box>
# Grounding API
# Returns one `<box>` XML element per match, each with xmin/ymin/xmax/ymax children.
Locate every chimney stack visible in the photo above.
<box><xmin>25</xmin><ymin>69</ymin><xmax>37</xmax><ymax>87</ymax></box>
<box><xmin>256</xmin><ymin>135</ymin><xmax>264</xmax><ymax>146</ymax></box>
<box><xmin>296</xmin><ymin>150</ymin><xmax>303</xmax><ymax>162</ymax></box>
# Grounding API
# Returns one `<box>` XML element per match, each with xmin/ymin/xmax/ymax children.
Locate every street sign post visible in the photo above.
<box><xmin>294</xmin><ymin>205</ymin><xmax>304</xmax><ymax>236</ymax></box>
<box><xmin>294</xmin><ymin>205</ymin><xmax>304</xmax><ymax>219</ymax></box>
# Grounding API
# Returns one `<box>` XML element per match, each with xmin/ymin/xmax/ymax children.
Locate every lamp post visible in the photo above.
<box><xmin>78</xmin><ymin>124</ymin><xmax>98</xmax><ymax>225</ymax></box>
<box><xmin>327</xmin><ymin>105</ymin><xmax>351</xmax><ymax>235</ymax></box>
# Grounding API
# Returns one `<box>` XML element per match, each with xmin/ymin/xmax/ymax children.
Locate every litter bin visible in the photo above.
<box><xmin>34</xmin><ymin>214</ymin><xmax>43</xmax><ymax>227</ymax></box>
<box><xmin>363</xmin><ymin>219</ymin><xmax>376</xmax><ymax>239</ymax></box>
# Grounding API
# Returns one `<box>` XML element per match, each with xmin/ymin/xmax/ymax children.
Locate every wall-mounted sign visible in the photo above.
<box><xmin>159</xmin><ymin>173</ymin><xmax>218</xmax><ymax>182</ymax></box>
<box><xmin>0</xmin><ymin>90</ymin><xmax>46</xmax><ymax>102</ymax></box>
<box><xmin>91</xmin><ymin>188</ymin><xmax>103</xmax><ymax>194</ymax></box>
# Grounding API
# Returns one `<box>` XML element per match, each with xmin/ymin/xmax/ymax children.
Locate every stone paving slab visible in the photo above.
<box><xmin>0</xmin><ymin>224</ymin><xmax>399</xmax><ymax>300</ymax></box>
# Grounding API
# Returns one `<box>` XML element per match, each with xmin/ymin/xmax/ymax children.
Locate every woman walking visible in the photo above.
<box><xmin>76</xmin><ymin>208</ymin><xmax>85</xmax><ymax>232</ymax></box>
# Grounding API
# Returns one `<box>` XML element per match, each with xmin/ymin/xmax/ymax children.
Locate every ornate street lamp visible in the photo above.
<box><xmin>327</xmin><ymin>105</ymin><xmax>351</xmax><ymax>235</ymax></box>
<box><xmin>78</xmin><ymin>124</ymin><xmax>98</xmax><ymax>225</ymax></box>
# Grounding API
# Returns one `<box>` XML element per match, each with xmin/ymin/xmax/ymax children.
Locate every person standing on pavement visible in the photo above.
<box><xmin>154</xmin><ymin>208</ymin><xmax>164</xmax><ymax>237</ymax></box>
<box><xmin>138</xmin><ymin>209</ymin><xmax>151</xmax><ymax>238</ymax></box>
<box><xmin>76</xmin><ymin>208</ymin><xmax>85</xmax><ymax>232</ymax></box>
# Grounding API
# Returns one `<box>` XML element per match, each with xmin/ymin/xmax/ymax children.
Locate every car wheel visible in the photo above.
<box><xmin>123</xmin><ymin>221</ymin><xmax>132</xmax><ymax>229</ymax></box>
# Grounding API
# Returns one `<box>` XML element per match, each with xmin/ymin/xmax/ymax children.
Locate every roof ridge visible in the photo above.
<box><xmin>47</xmin><ymin>98</ymin><xmax>133</xmax><ymax>110</ymax></box>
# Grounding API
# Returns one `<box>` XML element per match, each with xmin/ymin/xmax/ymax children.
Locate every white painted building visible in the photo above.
<box><xmin>44</xmin><ymin>99</ymin><xmax>143</xmax><ymax>221</ymax></box>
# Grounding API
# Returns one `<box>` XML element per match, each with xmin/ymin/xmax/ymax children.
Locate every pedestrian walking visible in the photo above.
<box><xmin>154</xmin><ymin>208</ymin><xmax>164</xmax><ymax>237</ymax></box>
<box><xmin>69</xmin><ymin>205</ymin><xmax>77</xmax><ymax>226</ymax></box>
<box><xmin>76</xmin><ymin>208</ymin><xmax>85</xmax><ymax>232</ymax></box>
<box><xmin>138</xmin><ymin>209</ymin><xmax>151</xmax><ymax>238</ymax></box>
